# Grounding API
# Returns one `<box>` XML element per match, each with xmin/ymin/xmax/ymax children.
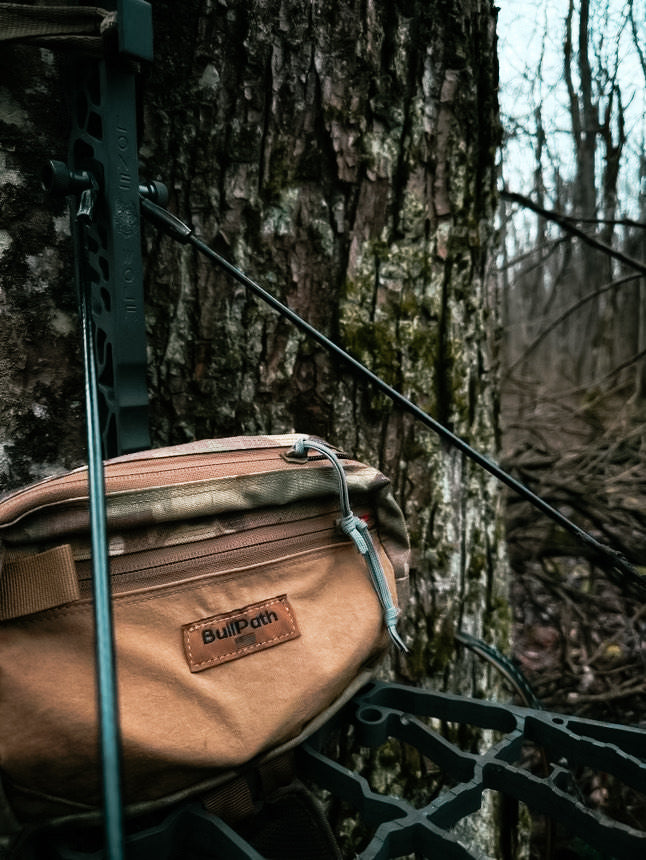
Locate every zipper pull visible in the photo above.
<box><xmin>291</xmin><ymin>437</ymin><xmax>408</xmax><ymax>654</ymax></box>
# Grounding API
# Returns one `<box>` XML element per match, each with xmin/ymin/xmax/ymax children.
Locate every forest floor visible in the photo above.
<box><xmin>501</xmin><ymin>377</ymin><xmax>646</xmax><ymax>857</ymax></box>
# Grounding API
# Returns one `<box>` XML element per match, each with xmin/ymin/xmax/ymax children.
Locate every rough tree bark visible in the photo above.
<box><xmin>0</xmin><ymin>0</ymin><xmax>509</xmax><ymax>854</ymax></box>
<box><xmin>0</xmin><ymin>43</ymin><xmax>84</xmax><ymax>486</ymax></box>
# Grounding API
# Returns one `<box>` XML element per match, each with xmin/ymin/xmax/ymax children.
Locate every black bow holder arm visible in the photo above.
<box><xmin>43</xmin><ymin>0</ymin><xmax>155</xmax><ymax>459</ymax></box>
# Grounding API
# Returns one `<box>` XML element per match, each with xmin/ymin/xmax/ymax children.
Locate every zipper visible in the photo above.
<box><xmin>70</xmin><ymin>498</ymin><xmax>364</xmax><ymax>560</ymax></box>
<box><xmin>73</xmin><ymin>509</ymin><xmax>363</xmax><ymax>598</ymax></box>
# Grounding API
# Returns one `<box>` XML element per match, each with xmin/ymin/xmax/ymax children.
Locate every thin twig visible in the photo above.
<box><xmin>501</xmin><ymin>189</ymin><xmax>646</xmax><ymax>275</ymax></box>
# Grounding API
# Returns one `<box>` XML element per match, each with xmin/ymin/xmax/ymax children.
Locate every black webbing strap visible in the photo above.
<box><xmin>201</xmin><ymin>753</ymin><xmax>342</xmax><ymax>860</ymax></box>
<box><xmin>0</xmin><ymin>3</ymin><xmax>115</xmax><ymax>51</ymax></box>
<box><xmin>201</xmin><ymin>754</ymin><xmax>297</xmax><ymax>826</ymax></box>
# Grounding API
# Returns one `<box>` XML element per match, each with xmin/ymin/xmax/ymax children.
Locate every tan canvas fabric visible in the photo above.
<box><xmin>0</xmin><ymin>435</ymin><xmax>409</xmax><ymax>827</ymax></box>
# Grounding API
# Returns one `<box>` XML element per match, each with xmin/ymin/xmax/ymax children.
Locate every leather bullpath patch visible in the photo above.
<box><xmin>183</xmin><ymin>595</ymin><xmax>300</xmax><ymax>672</ymax></box>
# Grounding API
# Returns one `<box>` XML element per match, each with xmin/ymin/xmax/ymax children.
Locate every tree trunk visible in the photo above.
<box><xmin>0</xmin><ymin>44</ymin><xmax>83</xmax><ymax>487</ymax></box>
<box><xmin>1</xmin><ymin>0</ymin><xmax>509</xmax><ymax>854</ymax></box>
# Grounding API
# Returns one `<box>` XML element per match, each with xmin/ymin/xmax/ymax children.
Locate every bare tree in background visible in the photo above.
<box><xmin>498</xmin><ymin>0</ymin><xmax>646</xmax><ymax>764</ymax></box>
<box><xmin>501</xmin><ymin>0</ymin><xmax>643</xmax><ymax>390</ymax></box>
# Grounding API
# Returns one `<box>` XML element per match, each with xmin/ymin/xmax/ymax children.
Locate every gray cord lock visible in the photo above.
<box><xmin>291</xmin><ymin>437</ymin><xmax>408</xmax><ymax>654</ymax></box>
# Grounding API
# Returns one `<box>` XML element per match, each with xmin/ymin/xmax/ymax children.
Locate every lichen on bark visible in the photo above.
<box><xmin>0</xmin><ymin>45</ymin><xmax>84</xmax><ymax>491</ymax></box>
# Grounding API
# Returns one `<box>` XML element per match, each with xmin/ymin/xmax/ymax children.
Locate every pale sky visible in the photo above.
<box><xmin>496</xmin><ymin>0</ymin><xmax>646</xmax><ymax>218</ymax></box>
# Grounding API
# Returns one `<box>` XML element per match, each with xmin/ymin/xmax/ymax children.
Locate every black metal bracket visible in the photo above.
<box><xmin>299</xmin><ymin>681</ymin><xmax>646</xmax><ymax>859</ymax></box>
<box><xmin>43</xmin><ymin>0</ymin><xmax>154</xmax><ymax>458</ymax></box>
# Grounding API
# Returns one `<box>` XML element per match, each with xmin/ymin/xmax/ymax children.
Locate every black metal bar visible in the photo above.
<box><xmin>140</xmin><ymin>197</ymin><xmax>646</xmax><ymax>600</ymax></box>
<box><xmin>78</xmin><ymin>247</ymin><xmax>125</xmax><ymax>860</ymax></box>
<box><xmin>65</xmin><ymin>0</ymin><xmax>152</xmax><ymax>458</ymax></box>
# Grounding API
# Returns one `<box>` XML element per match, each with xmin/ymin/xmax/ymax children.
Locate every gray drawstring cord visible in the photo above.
<box><xmin>292</xmin><ymin>437</ymin><xmax>408</xmax><ymax>653</ymax></box>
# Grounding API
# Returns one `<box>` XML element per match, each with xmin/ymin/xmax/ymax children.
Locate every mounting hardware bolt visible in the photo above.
<box><xmin>41</xmin><ymin>160</ymin><xmax>96</xmax><ymax>197</ymax></box>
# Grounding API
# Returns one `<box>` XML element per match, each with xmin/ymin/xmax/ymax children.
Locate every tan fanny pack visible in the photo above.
<box><xmin>0</xmin><ymin>434</ymin><xmax>409</xmax><ymax>826</ymax></box>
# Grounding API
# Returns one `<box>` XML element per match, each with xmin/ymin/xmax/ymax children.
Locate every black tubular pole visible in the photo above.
<box><xmin>79</xmin><ymin>247</ymin><xmax>125</xmax><ymax>860</ymax></box>
<box><xmin>140</xmin><ymin>198</ymin><xmax>646</xmax><ymax>598</ymax></box>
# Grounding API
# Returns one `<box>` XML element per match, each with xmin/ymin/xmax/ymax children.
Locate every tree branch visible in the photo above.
<box><xmin>504</xmin><ymin>273</ymin><xmax>642</xmax><ymax>376</ymax></box>
<box><xmin>501</xmin><ymin>190</ymin><xmax>646</xmax><ymax>276</ymax></box>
